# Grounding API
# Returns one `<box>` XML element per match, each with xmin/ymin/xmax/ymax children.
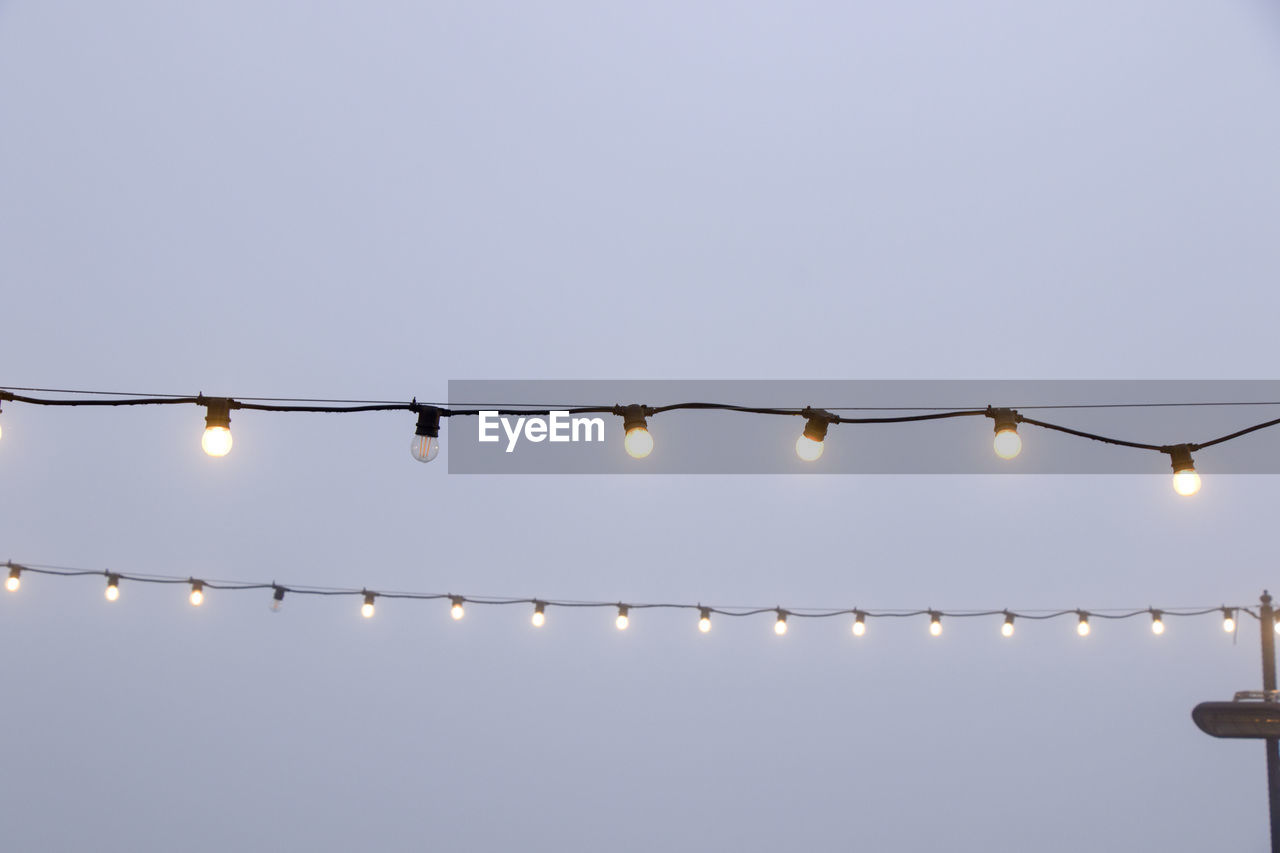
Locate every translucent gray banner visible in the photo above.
<box><xmin>445</xmin><ymin>380</ymin><xmax>1280</xmax><ymax>475</ymax></box>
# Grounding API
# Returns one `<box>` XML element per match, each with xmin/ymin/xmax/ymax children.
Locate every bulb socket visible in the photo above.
<box><xmin>616</xmin><ymin>404</ymin><xmax>651</xmax><ymax>433</ymax></box>
<box><xmin>1168</xmin><ymin>444</ymin><xmax>1196</xmax><ymax>474</ymax></box>
<box><xmin>189</xmin><ymin>579</ymin><xmax>204</xmax><ymax>594</ymax></box>
<box><xmin>363</xmin><ymin>591</ymin><xmax>376</xmax><ymax>607</ymax></box>
<box><xmin>413</xmin><ymin>407</ymin><xmax>442</xmax><ymax>438</ymax></box>
<box><xmin>988</xmin><ymin>407</ymin><xmax>1020</xmax><ymax>435</ymax></box>
<box><xmin>800</xmin><ymin>407</ymin><xmax>835</xmax><ymax>442</ymax></box>
<box><xmin>202</xmin><ymin>397</ymin><xmax>233</xmax><ymax>430</ymax></box>
<box><xmin>273</xmin><ymin>586</ymin><xmax>286</xmax><ymax>603</ymax></box>
<box><xmin>7</xmin><ymin>566</ymin><xmax>19</xmax><ymax>581</ymax></box>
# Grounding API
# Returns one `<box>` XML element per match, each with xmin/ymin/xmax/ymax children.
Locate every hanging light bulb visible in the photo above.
<box><xmin>270</xmin><ymin>585</ymin><xmax>285</xmax><ymax>613</ymax></box>
<box><xmin>615</xmin><ymin>605</ymin><xmax>629</xmax><ymax>630</ymax></box>
<box><xmin>200</xmin><ymin>397</ymin><xmax>234</xmax><ymax>458</ymax></box>
<box><xmin>698</xmin><ymin>607</ymin><xmax>712</xmax><ymax>633</ymax></box>
<box><xmin>1169</xmin><ymin>445</ymin><xmax>1201</xmax><ymax>497</ymax></box>
<box><xmin>361</xmin><ymin>591</ymin><xmax>376</xmax><ymax>619</ymax></box>
<box><xmin>188</xmin><ymin>580</ymin><xmax>204</xmax><ymax>607</ymax></box>
<box><xmin>1077</xmin><ymin>611</ymin><xmax>1091</xmax><ymax>636</ymax></box>
<box><xmin>929</xmin><ymin>611</ymin><xmax>942</xmax><ymax>636</ymax></box>
<box><xmin>618</xmin><ymin>405</ymin><xmax>654</xmax><ymax>459</ymax></box>
<box><xmin>1223</xmin><ymin>608</ymin><xmax>1236</xmax><ymax>633</ymax></box>
<box><xmin>852</xmin><ymin>611</ymin><xmax>866</xmax><ymax>636</ymax></box>
<box><xmin>774</xmin><ymin>609</ymin><xmax>788</xmax><ymax>635</ymax></box>
<box><xmin>1001</xmin><ymin>612</ymin><xmax>1015</xmax><ymax>637</ymax></box>
<box><xmin>410</xmin><ymin>406</ymin><xmax>442</xmax><ymax>463</ymax></box>
<box><xmin>105</xmin><ymin>573</ymin><xmax>120</xmax><ymax>602</ymax></box>
<box><xmin>5</xmin><ymin>566</ymin><xmax>20</xmax><ymax>592</ymax></box>
<box><xmin>450</xmin><ymin>596</ymin><xmax>465</xmax><ymax>621</ymax></box>
<box><xmin>531</xmin><ymin>601</ymin><xmax>546</xmax><ymax>627</ymax></box>
<box><xmin>795</xmin><ymin>408</ymin><xmax>835</xmax><ymax>462</ymax></box>
<box><xmin>989</xmin><ymin>407</ymin><xmax>1022</xmax><ymax>460</ymax></box>
<box><xmin>1150</xmin><ymin>609</ymin><xmax>1164</xmax><ymax>635</ymax></box>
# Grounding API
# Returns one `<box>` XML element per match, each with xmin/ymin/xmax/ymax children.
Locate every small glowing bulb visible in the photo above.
<box><xmin>1172</xmin><ymin>469</ymin><xmax>1201</xmax><ymax>497</ymax></box>
<box><xmin>1151</xmin><ymin>613</ymin><xmax>1164</xmax><ymax>635</ymax></box>
<box><xmin>202</xmin><ymin>426</ymin><xmax>233</xmax><ymax>457</ymax></box>
<box><xmin>852</xmin><ymin>613</ymin><xmax>866</xmax><ymax>636</ymax></box>
<box><xmin>410</xmin><ymin>408</ymin><xmax>442</xmax><ymax>463</ymax></box>
<box><xmin>774</xmin><ymin>612</ymin><xmax>788</xmax><ymax>635</ymax></box>
<box><xmin>532</xmin><ymin>602</ymin><xmax>546</xmax><ymax>627</ymax></box>
<box><xmin>105</xmin><ymin>575</ymin><xmax>120</xmax><ymax>602</ymax></box>
<box><xmin>450</xmin><ymin>599</ymin><xmax>465</xmax><ymax>620</ymax></box>
<box><xmin>624</xmin><ymin>427</ymin><xmax>653</xmax><ymax>459</ymax></box>
<box><xmin>1223</xmin><ymin>611</ymin><xmax>1236</xmax><ymax>633</ymax></box>
<box><xmin>1001</xmin><ymin>615</ymin><xmax>1015</xmax><ymax>637</ymax></box>
<box><xmin>5</xmin><ymin>568</ymin><xmax>20</xmax><ymax>592</ymax></box>
<box><xmin>411</xmin><ymin>435</ymin><xmax>440</xmax><ymax>463</ymax></box>
<box><xmin>795</xmin><ymin>434</ymin><xmax>824</xmax><ymax>462</ymax></box>
<box><xmin>993</xmin><ymin>429</ymin><xmax>1022</xmax><ymax>460</ymax></box>
<box><xmin>929</xmin><ymin>614</ymin><xmax>942</xmax><ymax>636</ymax></box>
<box><xmin>1275</xmin><ymin>620</ymin><xmax>1280</xmax><ymax>636</ymax></box>
<box><xmin>698</xmin><ymin>608</ymin><xmax>712</xmax><ymax>633</ymax></box>
<box><xmin>1077</xmin><ymin>615</ymin><xmax>1091</xmax><ymax>636</ymax></box>
<box><xmin>616</xmin><ymin>606</ymin><xmax>629</xmax><ymax>631</ymax></box>
<box><xmin>361</xmin><ymin>593</ymin><xmax>376</xmax><ymax>619</ymax></box>
<box><xmin>189</xmin><ymin>582</ymin><xmax>204</xmax><ymax>607</ymax></box>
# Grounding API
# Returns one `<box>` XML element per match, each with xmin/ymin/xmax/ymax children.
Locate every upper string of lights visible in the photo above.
<box><xmin>4</xmin><ymin>386</ymin><xmax>1280</xmax><ymax>496</ymax></box>
<box><xmin>2</xmin><ymin>561</ymin><xmax>1264</xmax><ymax>638</ymax></box>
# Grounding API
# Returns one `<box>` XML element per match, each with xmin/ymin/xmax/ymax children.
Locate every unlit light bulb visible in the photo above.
<box><xmin>411</xmin><ymin>435</ymin><xmax>440</xmax><ymax>463</ymax></box>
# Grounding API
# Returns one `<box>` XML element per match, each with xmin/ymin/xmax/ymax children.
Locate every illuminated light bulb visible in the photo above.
<box><xmin>795</xmin><ymin>408</ymin><xmax>834</xmax><ymax>462</ymax></box>
<box><xmin>1223</xmin><ymin>609</ymin><xmax>1236</xmax><ymax>633</ymax></box>
<box><xmin>361</xmin><ymin>591</ymin><xmax>376</xmax><ymax>619</ymax></box>
<box><xmin>6</xmin><ymin>566</ymin><xmax>20</xmax><ymax>592</ymax></box>
<box><xmin>929</xmin><ymin>612</ymin><xmax>942</xmax><ymax>636</ymax></box>
<box><xmin>270</xmin><ymin>586</ymin><xmax>285</xmax><ymax>613</ymax></box>
<box><xmin>1275</xmin><ymin>620</ymin><xmax>1280</xmax><ymax>636</ymax></box>
<box><xmin>105</xmin><ymin>574</ymin><xmax>120</xmax><ymax>602</ymax></box>
<box><xmin>698</xmin><ymin>607</ymin><xmax>712</xmax><ymax>633</ymax></box>
<box><xmin>1001</xmin><ymin>613</ymin><xmax>1015</xmax><ymax>637</ymax></box>
<box><xmin>852</xmin><ymin>612</ymin><xmax>866</xmax><ymax>636</ymax></box>
<box><xmin>1150</xmin><ymin>610</ymin><xmax>1164</xmax><ymax>635</ymax></box>
<box><xmin>531</xmin><ymin>601</ymin><xmax>546</xmax><ymax>627</ymax></box>
<box><xmin>189</xmin><ymin>580</ymin><xmax>204</xmax><ymax>607</ymax></box>
<box><xmin>450</xmin><ymin>597</ymin><xmax>465</xmax><ymax>621</ymax></box>
<box><xmin>774</xmin><ymin>610</ymin><xmax>788</xmax><ymax>636</ymax></box>
<box><xmin>616</xmin><ymin>605</ymin><xmax>629</xmax><ymax>631</ymax></box>
<box><xmin>200</xmin><ymin>398</ymin><xmax>234</xmax><ymax>458</ymax></box>
<box><xmin>617</xmin><ymin>405</ymin><xmax>654</xmax><ymax>459</ymax></box>
<box><xmin>989</xmin><ymin>408</ymin><xmax>1022</xmax><ymax>460</ymax></box>
<box><xmin>1168</xmin><ymin>445</ymin><xmax>1200</xmax><ymax>497</ymax></box>
<box><xmin>410</xmin><ymin>407</ymin><xmax>442</xmax><ymax>463</ymax></box>
<box><xmin>1077</xmin><ymin>612</ymin><xmax>1090</xmax><ymax>636</ymax></box>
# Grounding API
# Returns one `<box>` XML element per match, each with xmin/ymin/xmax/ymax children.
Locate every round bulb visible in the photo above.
<box><xmin>795</xmin><ymin>434</ymin><xmax>825</xmax><ymax>462</ymax></box>
<box><xmin>202</xmin><ymin>426</ymin><xmax>233</xmax><ymax>457</ymax></box>
<box><xmin>624</xmin><ymin>427</ymin><xmax>653</xmax><ymax>459</ymax></box>
<box><xmin>852</xmin><ymin>621</ymin><xmax>866</xmax><ymax>637</ymax></box>
<box><xmin>5</xmin><ymin>576</ymin><xmax>19</xmax><ymax>592</ymax></box>
<box><xmin>270</xmin><ymin>599</ymin><xmax>283</xmax><ymax>613</ymax></box>
<box><xmin>1224</xmin><ymin>616</ymin><xmax>1236</xmax><ymax>633</ymax></box>
<box><xmin>451</xmin><ymin>602</ymin><xmax>464</xmax><ymax>620</ymax></box>
<box><xmin>698</xmin><ymin>616</ymin><xmax>711</xmax><ymax>633</ymax></box>
<box><xmin>532</xmin><ymin>610</ymin><xmax>546</xmax><ymax>628</ymax></box>
<box><xmin>189</xmin><ymin>590</ymin><xmax>204</xmax><ymax>607</ymax></box>
<box><xmin>1001</xmin><ymin>621</ymin><xmax>1014</xmax><ymax>638</ymax></box>
<box><xmin>361</xmin><ymin>602</ymin><xmax>375</xmax><ymax>618</ymax></box>
<box><xmin>993</xmin><ymin>429</ymin><xmax>1022</xmax><ymax>460</ymax></box>
<box><xmin>1152</xmin><ymin>618</ymin><xmax>1164</xmax><ymax>635</ymax></box>
<box><xmin>105</xmin><ymin>585</ymin><xmax>119</xmax><ymax>602</ymax></box>
<box><xmin>411</xmin><ymin>434</ymin><xmax>440</xmax><ymax>463</ymax></box>
<box><xmin>616</xmin><ymin>614</ymin><xmax>629</xmax><ymax>630</ymax></box>
<box><xmin>1172</xmin><ymin>469</ymin><xmax>1201</xmax><ymax>497</ymax></box>
<box><xmin>930</xmin><ymin>619</ymin><xmax>942</xmax><ymax>637</ymax></box>
<box><xmin>1077</xmin><ymin>620</ymin><xmax>1090</xmax><ymax>637</ymax></box>
<box><xmin>775</xmin><ymin>618</ymin><xmax>788</xmax><ymax>636</ymax></box>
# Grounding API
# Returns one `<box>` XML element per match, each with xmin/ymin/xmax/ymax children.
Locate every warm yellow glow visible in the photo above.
<box><xmin>698</xmin><ymin>616</ymin><xmax>711</xmax><ymax>633</ymax></box>
<box><xmin>1172</xmin><ymin>468</ymin><xmax>1201</xmax><ymax>497</ymax></box>
<box><xmin>5</xmin><ymin>576</ymin><xmax>19</xmax><ymax>592</ymax></box>
<box><xmin>450</xmin><ymin>602</ymin><xmax>465</xmax><ymax>620</ymax></box>
<box><xmin>1001</xmin><ymin>621</ymin><xmax>1014</xmax><ymax>638</ymax></box>
<box><xmin>993</xmin><ymin>429</ymin><xmax>1022</xmax><ymax>460</ymax></box>
<box><xmin>202</xmin><ymin>426</ymin><xmax>233</xmax><ymax>457</ymax></box>
<box><xmin>532</xmin><ymin>609</ymin><xmax>546</xmax><ymax>628</ymax></box>
<box><xmin>105</xmin><ymin>584</ymin><xmax>119</xmax><ymax>602</ymax></box>
<box><xmin>774</xmin><ymin>617</ymin><xmax>788</xmax><ymax>636</ymax></box>
<box><xmin>929</xmin><ymin>618</ymin><xmax>942</xmax><ymax>637</ymax></box>
<box><xmin>1151</xmin><ymin>618</ymin><xmax>1164</xmax><ymax>635</ymax></box>
<box><xmin>361</xmin><ymin>601</ymin><xmax>375</xmax><ymax>618</ymax></box>
<box><xmin>616</xmin><ymin>614</ymin><xmax>629</xmax><ymax>630</ymax></box>
<box><xmin>795</xmin><ymin>434</ymin><xmax>824</xmax><ymax>462</ymax></box>
<box><xmin>1077</xmin><ymin>619</ymin><xmax>1090</xmax><ymax>636</ymax></box>
<box><xmin>624</xmin><ymin>426</ymin><xmax>653</xmax><ymax>459</ymax></box>
<box><xmin>852</xmin><ymin>619</ymin><xmax>866</xmax><ymax>637</ymax></box>
<box><xmin>189</xmin><ymin>589</ymin><xmax>204</xmax><ymax>607</ymax></box>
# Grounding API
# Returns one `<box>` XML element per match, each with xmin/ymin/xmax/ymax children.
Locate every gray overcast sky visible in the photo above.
<box><xmin>3</xmin><ymin>2</ymin><xmax>1280</xmax><ymax>850</ymax></box>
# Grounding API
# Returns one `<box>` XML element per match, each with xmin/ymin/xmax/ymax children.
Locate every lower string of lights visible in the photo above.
<box><xmin>3</xmin><ymin>561</ymin><xmax>1262</xmax><ymax>639</ymax></box>
<box><xmin>5</xmin><ymin>386</ymin><xmax>1280</xmax><ymax>496</ymax></box>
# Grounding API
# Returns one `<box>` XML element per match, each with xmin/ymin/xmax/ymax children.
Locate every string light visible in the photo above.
<box><xmin>853</xmin><ymin>611</ymin><xmax>866</xmax><ymax>636</ymax></box>
<box><xmin>271</xmin><ymin>585</ymin><xmax>285</xmax><ymax>612</ymax></box>
<box><xmin>6</xmin><ymin>566</ymin><xmax>20</xmax><ymax>592</ymax></box>
<box><xmin>1224</xmin><ymin>608</ymin><xmax>1237</xmax><ymax>633</ymax></box>
<box><xmin>989</xmin><ymin>407</ymin><xmax>1022</xmax><ymax>460</ymax></box>
<box><xmin>1169</xmin><ymin>445</ymin><xmax>1201</xmax><ymax>497</ymax></box>
<box><xmin>532</xmin><ymin>601</ymin><xmax>546</xmax><ymax>627</ymax></box>
<box><xmin>361</xmin><ymin>591</ymin><xmax>375</xmax><ymax>618</ymax></box>
<box><xmin>615</xmin><ymin>605</ymin><xmax>629</xmax><ymax>630</ymax></box>
<box><xmin>795</xmin><ymin>408</ymin><xmax>834</xmax><ymax>462</ymax></box>
<box><xmin>698</xmin><ymin>607</ymin><xmax>712</xmax><ymax>633</ymax></box>
<box><xmin>774</xmin><ymin>609</ymin><xmax>788</xmax><ymax>635</ymax></box>
<box><xmin>1077</xmin><ymin>611</ymin><xmax>1091</xmax><ymax>636</ymax></box>
<box><xmin>1001</xmin><ymin>612</ymin><xmax>1015</xmax><ymax>637</ymax></box>
<box><xmin>617</xmin><ymin>405</ymin><xmax>654</xmax><ymax>459</ymax></box>
<box><xmin>410</xmin><ymin>406</ymin><xmax>442</xmax><ymax>464</ymax></box>
<box><xmin>188</xmin><ymin>580</ymin><xmax>204</xmax><ymax>607</ymax></box>
<box><xmin>1150</xmin><ymin>609</ymin><xmax>1165</xmax><ymax>634</ymax></box>
<box><xmin>450</xmin><ymin>596</ymin><xmax>465</xmax><ymax>620</ymax></box>
<box><xmin>105</xmin><ymin>573</ymin><xmax>120</xmax><ymax>601</ymax></box>
<box><xmin>929</xmin><ymin>611</ymin><xmax>942</xmax><ymax>636</ymax></box>
<box><xmin>200</xmin><ymin>398</ymin><xmax>234</xmax><ymax>458</ymax></box>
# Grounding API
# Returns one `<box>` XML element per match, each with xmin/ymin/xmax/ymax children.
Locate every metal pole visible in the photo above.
<box><xmin>1261</xmin><ymin>590</ymin><xmax>1280</xmax><ymax>853</ymax></box>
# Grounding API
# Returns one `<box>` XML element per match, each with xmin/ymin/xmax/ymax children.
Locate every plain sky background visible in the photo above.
<box><xmin>3</xmin><ymin>2</ymin><xmax>1280</xmax><ymax>850</ymax></box>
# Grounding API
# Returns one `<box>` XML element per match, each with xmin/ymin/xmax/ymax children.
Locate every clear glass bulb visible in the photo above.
<box><xmin>624</xmin><ymin>427</ymin><xmax>653</xmax><ymax>459</ymax></box>
<box><xmin>698</xmin><ymin>616</ymin><xmax>711</xmax><ymax>633</ymax></box>
<box><xmin>189</xmin><ymin>589</ymin><xmax>204</xmax><ymax>607</ymax></box>
<box><xmin>852</xmin><ymin>620</ymin><xmax>865</xmax><ymax>637</ymax></box>
<box><xmin>361</xmin><ymin>602</ymin><xmax>375</xmax><ymax>618</ymax></box>
<box><xmin>1173</xmin><ymin>469</ymin><xmax>1201</xmax><ymax>497</ymax></box>
<box><xmin>5</xmin><ymin>576</ymin><xmax>19</xmax><ymax>592</ymax></box>
<box><xmin>795</xmin><ymin>434</ymin><xmax>825</xmax><ymax>462</ymax></box>
<box><xmin>616</xmin><ymin>614</ymin><xmax>629</xmax><ymax>630</ymax></box>
<box><xmin>105</xmin><ymin>584</ymin><xmax>119</xmax><ymax>602</ymax></box>
<box><xmin>1077</xmin><ymin>619</ymin><xmax>1090</xmax><ymax>636</ymax></box>
<box><xmin>411</xmin><ymin>434</ymin><xmax>440</xmax><ymax>463</ymax></box>
<box><xmin>774</xmin><ymin>618</ymin><xmax>788</xmax><ymax>636</ymax></box>
<box><xmin>202</xmin><ymin>426</ymin><xmax>233</xmax><ymax>457</ymax></box>
<box><xmin>451</xmin><ymin>602</ymin><xmax>465</xmax><ymax>620</ymax></box>
<box><xmin>532</xmin><ymin>610</ymin><xmax>546</xmax><ymax>628</ymax></box>
<box><xmin>930</xmin><ymin>619</ymin><xmax>942</xmax><ymax>637</ymax></box>
<box><xmin>270</xmin><ymin>598</ymin><xmax>283</xmax><ymax>613</ymax></box>
<box><xmin>1001</xmin><ymin>621</ymin><xmax>1014</xmax><ymax>637</ymax></box>
<box><xmin>1223</xmin><ymin>615</ymin><xmax>1236</xmax><ymax>633</ymax></box>
<box><xmin>993</xmin><ymin>429</ymin><xmax>1022</xmax><ymax>460</ymax></box>
<box><xmin>1151</xmin><ymin>618</ymin><xmax>1164</xmax><ymax>635</ymax></box>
